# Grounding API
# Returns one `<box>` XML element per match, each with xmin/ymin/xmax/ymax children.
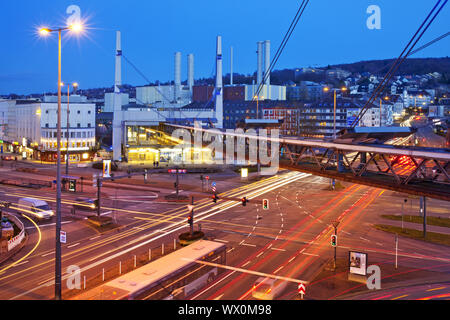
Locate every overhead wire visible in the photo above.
<box><xmin>350</xmin><ymin>0</ymin><xmax>448</xmax><ymax>128</ymax></box>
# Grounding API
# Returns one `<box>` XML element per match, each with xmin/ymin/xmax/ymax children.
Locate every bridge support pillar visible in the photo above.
<box><xmin>338</xmin><ymin>153</ymin><xmax>344</xmax><ymax>173</ymax></box>
<box><xmin>420</xmin><ymin>196</ymin><xmax>427</xmax><ymax>238</ymax></box>
<box><xmin>361</xmin><ymin>152</ymin><xmax>367</xmax><ymax>164</ymax></box>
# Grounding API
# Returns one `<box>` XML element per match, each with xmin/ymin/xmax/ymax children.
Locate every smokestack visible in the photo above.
<box><xmin>264</xmin><ymin>40</ymin><xmax>271</xmax><ymax>100</ymax></box>
<box><xmin>230</xmin><ymin>46</ymin><xmax>233</xmax><ymax>85</ymax></box>
<box><xmin>215</xmin><ymin>36</ymin><xmax>223</xmax><ymax>129</ymax></box>
<box><xmin>187</xmin><ymin>54</ymin><xmax>194</xmax><ymax>94</ymax></box>
<box><xmin>114</xmin><ymin>31</ymin><xmax>122</xmax><ymax>94</ymax></box>
<box><xmin>174</xmin><ymin>51</ymin><xmax>181</xmax><ymax>102</ymax></box>
<box><xmin>257</xmin><ymin>41</ymin><xmax>263</xmax><ymax>86</ymax></box>
<box><xmin>113</xmin><ymin>31</ymin><xmax>123</xmax><ymax>161</ymax></box>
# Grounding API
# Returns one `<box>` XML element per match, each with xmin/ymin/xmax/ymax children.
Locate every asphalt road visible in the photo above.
<box><xmin>0</xmin><ymin>168</ymin><xmax>449</xmax><ymax>300</ymax></box>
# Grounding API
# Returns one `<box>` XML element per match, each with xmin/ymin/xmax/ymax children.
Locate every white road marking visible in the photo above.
<box><xmin>271</xmin><ymin>247</ymin><xmax>286</xmax><ymax>252</ymax></box>
<box><xmin>89</xmin><ymin>236</ymin><xmax>101</xmax><ymax>240</ymax></box>
<box><xmin>302</xmin><ymin>252</ymin><xmax>319</xmax><ymax>257</ymax></box>
<box><xmin>256</xmin><ymin>252</ymin><xmax>264</xmax><ymax>258</ymax></box>
<box><xmin>274</xmin><ymin>266</ymin><xmax>284</xmax><ymax>274</ymax></box>
<box><xmin>214</xmin><ymin>239</ymin><xmax>229</xmax><ymax>243</ymax></box>
<box><xmin>67</xmin><ymin>243</ymin><xmax>80</xmax><ymax>249</ymax></box>
<box><xmin>12</xmin><ymin>260</ymin><xmax>29</xmax><ymax>267</ymax></box>
<box><xmin>241</xmin><ymin>242</ymin><xmax>257</xmax><ymax>247</ymax></box>
<box><xmin>242</xmin><ymin>261</ymin><xmax>251</xmax><ymax>267</ymax></box>
<box><xmin>41</xmin><ymin>251</ymin><xmax>55</xmax><ymax>257</ymax></box>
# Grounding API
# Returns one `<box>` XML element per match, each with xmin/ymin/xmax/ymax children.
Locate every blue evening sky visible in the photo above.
<box><xmin>0</xmin><ymin>0</ymin><xmax>449</xmax><ymax>95</ymax></box>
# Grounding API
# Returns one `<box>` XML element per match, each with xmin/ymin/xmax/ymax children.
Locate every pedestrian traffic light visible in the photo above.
<box><xmin>331</xmin><ymin>234</ymin><xmax>337</xmax><ymax>247</ymax></box>
<box><xmin>242</xmin><ymin>197</ymin><xmax>248</xmax><ymax>206</ymax></box>
<box><xmin>263</xmin><ymin>199</ymin><xmax>269</xmax><ymax>210</ymax></box>
<box><xmin>187</xmin><ymin>205</ymin><xmax>194</xmax><ymax>226</ymax></box>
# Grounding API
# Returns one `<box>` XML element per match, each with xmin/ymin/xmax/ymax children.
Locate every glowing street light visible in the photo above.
<box><xmin>38</xmin><ymin>20</ymin><xmax>84</xmax><ymax>301</ymax></box>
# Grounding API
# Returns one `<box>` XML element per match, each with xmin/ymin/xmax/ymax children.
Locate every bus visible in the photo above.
<box><xmin>72</xmin><ymin>240</ymin><xmax>226</xmax><ymax>300</ymax></box>
<box><xmin>251</xmin><ymin>277</ymin><xmax>288</xmax><ymax>300</ymax></box>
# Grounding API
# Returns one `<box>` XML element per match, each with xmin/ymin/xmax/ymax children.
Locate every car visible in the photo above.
<box><xmin>73</xmin><ymin>197</ymin><xmax>97</xmax><ymax>211</ymax></box>
<box><xmin>2</xmin><ymin>155</ymin><xmax>14</xmax><ymax>161</ymax></box>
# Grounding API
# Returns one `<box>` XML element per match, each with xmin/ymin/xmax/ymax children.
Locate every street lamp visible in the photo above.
<box><xmin>62</xmin><ymin>82</ymin><xmax>79</xmax><ymax>175</ymax></box>
<box><xmin>38</xmin><ymin>22</ymin><xmax>83</xmax><ymax>301</ymax></box>
<box><xmin>254</xmin><ymin>95</ymin><xmax>264</xmax><ymax>119</ymax></box>
<box><xmin>323</xmin><ymin>86</ymin><xmax>347</xmax><ymax>140</ymax></box>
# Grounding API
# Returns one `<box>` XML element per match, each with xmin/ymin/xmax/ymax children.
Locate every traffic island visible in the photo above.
<box><xmin>87</xmin><ymin>215</ymin><xmax>113</xmax><ymax>227</ymax></box>
<box><xmin>165</xmin><ymin>194</ymin><xmax>190</xmax><ymax>202</ymax></box>
<box><xmin>178</xmin><ymin>231</ymin><xmax>205</xmax><ymax>246</ymax></box>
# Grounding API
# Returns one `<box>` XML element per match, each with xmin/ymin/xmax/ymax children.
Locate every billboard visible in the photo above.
<box><xmin>349</xmin><ymin>251</ymin><xmax>367</xmax><ymax>276</ymax></box>
<box><xmin>103</xmin><ymin>160</ymin><xmax>111</xmax><ymax>178</ymax></box>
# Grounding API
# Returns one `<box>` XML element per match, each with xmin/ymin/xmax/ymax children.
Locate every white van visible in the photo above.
<box><xmin>18</xmin><ymin>198</ymin><xmax>54</xmax><ymax>220</ymax></box>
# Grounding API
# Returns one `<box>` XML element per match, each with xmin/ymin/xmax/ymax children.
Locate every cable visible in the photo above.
<box><xmin>252</xmin><ymin>0</ymin><xmax>310</xmax><ymax>102</ymax></box>
<box><xmin>350</xmin><ymin>0</ymin><xmax>447</xmax><ymax>128</ymax></box>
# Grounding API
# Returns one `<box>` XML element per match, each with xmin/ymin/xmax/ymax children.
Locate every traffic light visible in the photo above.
<box><xmin>263</xmin><ymin>199</ymin><xmax>269</xmax><ymax>210</ymax></box>
<box><xmin>212</xmin><ymin>194</ymin><xmax>219</xmax><ymax>203</ymax></box>
<box><xmin>174</xmin><ymin>182</ymin><xmax>178</xmax><ymax>189</ymax></box>
<box><xmin>331</xmin><ymin>234</ymin><xmax>337</xmax><ymax>247</ymax></box>
<box><xmin>144</xmin><ymin>169</ymin><xmax>148</xmax><ymax>182</ymax></box>
<box><xmin>94</xmin><ymin>199</ymin><xmax>99</xmax><ymax>208</ymax></box>
<box><xmin>127</xmin><ymin>169</ymin><xmax>131</xmax><ymax>178</ymax></box>
<box><xmin>242</xmin><ymin>197</ymin><xmax>248</xmax><ymax>206</ymax></box>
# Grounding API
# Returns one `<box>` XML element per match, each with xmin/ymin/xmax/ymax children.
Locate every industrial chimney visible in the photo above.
<box><xmin>264</xmin><ymin>40</ymin><xmax>271</xmax><ymax>99</ymax></box>
<box><xmin>257</xmin><ymin>41</ymin><xmax>263</xmax><ymax>86</ymax></box>
<box><xmin>187</xmin><ymin>54</ymin><xmax>194</xmax><ymax>95</ymax></box>
<box><xmin>215</xmin><ymin>36</ymin><xmax>223</xmax><ymax>129</ymax></box>
<box><xmin>112</xmin><ymin>31</ymin><xmax>123</xmax><ymax>161</ymax></box>
<box><xmin>174</xmin><ymin>51</ymin><xmax>181</xmax><ymax>102</ymax></box>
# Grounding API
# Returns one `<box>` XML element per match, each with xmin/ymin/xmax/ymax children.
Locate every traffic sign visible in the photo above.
<box><xmin>212</xmin><ymin>182</ymin><xmax>216</xmax><ymax>187</ymax></box>
<box><xmin>60</xmin><ymin>231</ymin><xmax>66</xmax><ymax>244</ymax></box>
<box><xmin>212</xmin><ymin>186</ymin><xmax>216</xmax><ymax>193</ymax></box>
<box><xmin>298</xmin><ymin>283</ymin><xmax>306</xmax><ymax>299</ymax></box>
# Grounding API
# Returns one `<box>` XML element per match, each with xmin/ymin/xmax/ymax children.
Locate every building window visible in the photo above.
<box><xmin>77</xmin><ymin>123</ymin><xmax>81</xmax><ymax>128</ymax></box>
<box><xmin>87</xmin><ymin>123</ymin><xmax>91</xmax><ymax>128</ymax></box>
<box><xmin>77</xmin><ymin>110</ymin><xmax>81</xmax><ymax>114</ymax></box>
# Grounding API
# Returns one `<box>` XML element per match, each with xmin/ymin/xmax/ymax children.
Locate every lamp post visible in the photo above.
<box><xmin>63</xmin><ymin>82</ymin><xmax>79</xmax><ymax>175</ymax></box>
<box><xmin>254</xmin><ymin>95</ymin><xmax>263</xmax><ymax>119</ymax></box>
<box><xmin>323</xmin><ymin>86</ymin><xmax>347</xmax><ymax>140</ymax></box>
<box><xmin>39</xmin><ymin>22</ymin><xmax>83</xmax><ymax>301</ymax></box>
<box><xmin>323</xmin><ymin>86</ymin><xmax>346</xmax><ymax>190</ymax></box>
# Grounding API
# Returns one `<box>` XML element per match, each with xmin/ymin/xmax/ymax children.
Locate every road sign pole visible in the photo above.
<box><xmin>176</xmin><ymin>168</ymin><xmax>179</xmax><ymax>197</ymax></box>
<box><xmin>395</xmin><ymin>233</ymin><xmax>398</xmax><ymax>269</ymax></box>
<box><xmin>97</xmin><ymin>178</ymin><xmax>101</xmax><ymax>217</ymax></box>
<box><xmin>334</xmin><ymin>226</ymin><xmax>337</xmax><ymax>270</ymax></box>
